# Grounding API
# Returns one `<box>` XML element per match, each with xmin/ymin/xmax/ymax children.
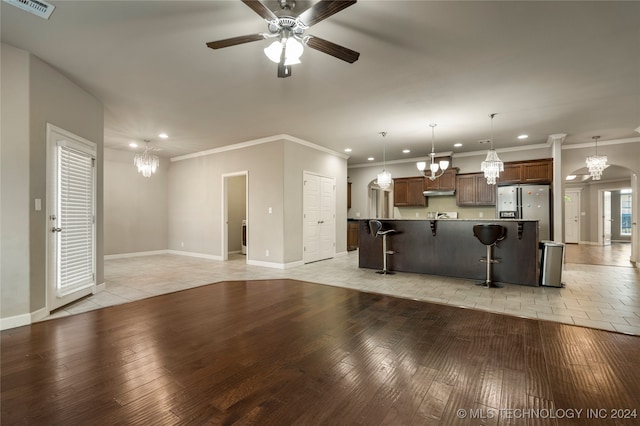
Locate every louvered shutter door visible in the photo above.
<box><xmin>57</xmin><ymin>145</ymin><xmax>95</xmax><ymax>296</ymax></box>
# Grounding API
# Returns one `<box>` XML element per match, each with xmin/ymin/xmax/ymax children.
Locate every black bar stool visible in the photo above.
<box><xmin>473</xmin><ymin>224</ymin><xmax>506</xmax><ymax>288</ymax></box>
<box><xmin>369</xmin><ymin>220</ymin><xmax>396</xmax><ymax>275</ymax></box>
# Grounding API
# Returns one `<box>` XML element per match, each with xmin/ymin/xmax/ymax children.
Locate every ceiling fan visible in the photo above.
<box><xmin>206</xmin><ymin>0</ymin><xmax>360</xmax><ymax>78</ymax></box>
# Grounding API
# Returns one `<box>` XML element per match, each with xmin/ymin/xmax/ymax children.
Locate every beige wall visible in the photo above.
<box><xmin>1</xmin><ymin>44</ymin><xmax>31</xmax><ymax>318</ymax></box>
<box><xmin>169</xmin><ymin>140</ymin><xmax>285</xmax><ymax>261</ymax></box>
<box><xmin>29</xmin><ymin>54</ymin><xmax>104</xmax><ymax>312</ymax></box>
<box><xmin>1</xmin><ymin>44</ymin><xmax>104</xmax><ymax>325</ymax></box>
<box><xmin>168</xmin><ymin>138</ymin><xmax>348</xmax><ymax>265</ymax></box>
<box><xmin>104</xmin><ymin>148</ymin><xmax>169</xmax><ymax>255</ymax></box>
<box><xmin>283</xmin><ymin>141</ymin><xmax>349</xmax><ymax>262</ymax></box>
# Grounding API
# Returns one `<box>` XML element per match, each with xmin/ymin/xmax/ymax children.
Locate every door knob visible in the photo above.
<box><xmin>51</xmin><ymin>227</ymin><xmax>62</xmax><ymax>233</ymax></box>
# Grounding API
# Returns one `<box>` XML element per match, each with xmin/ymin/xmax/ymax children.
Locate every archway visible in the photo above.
<box><xmin>563</xmin><ymin>164</ymin><xmax>635</xmax><ymax>266</ymax></box>
<box><xmin>367</xmin><ymin>179</ymin><xmax>393</xmax><ymax>219</ymax></box>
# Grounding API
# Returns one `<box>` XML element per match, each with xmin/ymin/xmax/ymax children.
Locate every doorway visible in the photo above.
<box><xmin>368</xmin><ymin>180</ymin><xmax>393</xmax><ymax>219</ymax></box>
<box><xmin>222</xmin><ymin>172</ymin><xmax>248</xmax><ymax>261</ymax></box>
<box><xmin>46</xmin><ymin>124</ymin><xmax>97</xmax><ymax>311</ymax></box>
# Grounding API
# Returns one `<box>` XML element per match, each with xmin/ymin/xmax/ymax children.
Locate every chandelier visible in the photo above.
<box><xmin>375</xmin><ymin>131</ymin><xmax>392</xmax><ymax>190</ymax></box>
<box><xmin>417</xmin><ymin>123</ymin><xmax>449</xmax><ymax>180</ymax></box>
<box><xmin>481</xmin><ymin>113</ymin><xmax>504</xmax><ymax>185</ymax></box>
<box><xmin>586</xmin><ymin>135</ymin><xmax>607</xmax><ymax>180</ymax></box>
<box><xmin>134</xmin><ymin>140</ymin><xmax>159</xmax><ymax>178</ymax></box>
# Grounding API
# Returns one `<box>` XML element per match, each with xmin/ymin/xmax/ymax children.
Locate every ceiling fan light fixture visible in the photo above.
<box><xmin>285</xmin><ymin>37</ymin><xmax>303</xmax><ymax>60</ymax></box>
<box><xmin>264</xmin><ymin>40</ymin><xmax>283</xmax><ymax>63</ymax></box>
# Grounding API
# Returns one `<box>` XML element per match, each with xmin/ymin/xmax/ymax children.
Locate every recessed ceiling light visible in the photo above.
<box><xmin>454</xmin><ymin>143</ymin><xmax>463</xmax><ymax>147</ymax></box>
<box><xmin>344</xmin><ymin>148</ymin><xmax>352</xmax><ymax>153</ymax></box>
<box><xmin>129</xmin><ymin>142</ymin><xmax>138</xmax><ymax>148</ymax></box>
<box><xmin>159</xmin><ymin>133</ymin><xmax>169</xmax><ymax>139</ymax></box>
<box><xmin>402</xmin><ymin>149</ymin><xmax>410</xmax><ymax>154</ymax></box>
<box><xmin>565</xmin><ymin>175</ymin><xmax>577</xmax><ymax>181</ymax></box>
<box><xmin>367</xmin><ymin>157</ymin><xmax>374</xmax><ymax>161</ymax></box>
<box><xmin>517</xmin><ymin>134</ymin><xmax>528</xmax><ymax>140</ymax></box>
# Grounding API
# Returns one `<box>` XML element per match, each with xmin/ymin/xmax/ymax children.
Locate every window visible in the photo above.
<box><xmin>620</xmin><ymin>189</ymin><xmax>632</xmax><ymax>236</ymax></box>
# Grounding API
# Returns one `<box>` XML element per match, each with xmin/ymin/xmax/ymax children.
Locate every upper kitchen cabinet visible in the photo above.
<box><xmin>393</xmin><ymin>177</ymin><xmax>427</xmax><ymax>207</ymax></box>
<box><xmin>498</xmin><ymin>159</ymin><xmax>553</xmax><ymax>184</ymax></box>
<box><xmin>456</xmin><ymin>173</ymin><xmax>496</xmax><ymax>206</ymax></box>
<box><xmin>424</xmin><ymin>168</ymin><xmax>457</xmax><ymax>191</ymax></box>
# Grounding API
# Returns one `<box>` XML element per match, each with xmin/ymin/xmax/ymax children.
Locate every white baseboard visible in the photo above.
<box><xmin>95</xmin><ymin>282</ymin><xmax>106</xmax><ymax>293</ymax></box>
<box><xmin>247</xmin><ymin>259</ymin><xmax>304</xmax><ymax>269</ymax></box>
<box><xmin>247</xmin><ymin>259</ymin><xmax>287</xmax><ymax>269</ymax></box>
<box><xmin>104</xmin><ymin>250</ymin><xmax>169</xmax><ymax>260</ymax></box>
<box><xmin>0</xmin><ymin>312</ymin><xmax>31</xmax><ymax>330</ymax></box>
<box><xmin>579</xmin><ymin>241</ymin><xmax>600</xmax><ymax>246</ymax></box>
<box><xmin>31</xmin><ymin>307</ymin><xmax>49</xmax><ymax>323</ymax></box>
<box><xmin>335</xmin><ymin>251</ymin><xmax>349</xmax><ymax>257</ymax></box>
<box><xmin>167</xmin><ymin>250</ymin><xmax>223</xmax><ymax>261</ymax></box>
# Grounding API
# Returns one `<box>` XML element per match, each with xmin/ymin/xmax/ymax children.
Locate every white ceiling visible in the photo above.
<box><xmin>2</xmin><ymin>0</ymin><xmax>639</xmax><ymax>165</ymax></box>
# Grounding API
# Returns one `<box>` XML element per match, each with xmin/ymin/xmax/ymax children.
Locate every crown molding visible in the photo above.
<box><xmin>171</xmin><ymin>134</ymin><xmax>349</xmax><ymax>162</ymax></box>
<box><xmin>561</xmin><ymin>136</ymin><xmax>640</xmax><ymax>150</ymax></box>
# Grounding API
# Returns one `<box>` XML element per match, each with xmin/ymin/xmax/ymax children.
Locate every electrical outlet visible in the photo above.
<box><xmin>479</xmin><ymin>212</ymin><xmax>484</xmax><ymax>218</ymax></box>
<box><xmin>265</xmin><ymin>249</ymin><xmax>269</xmax><ymax>257</ymax></box>
<box><xmin>416</xmin><ymin>212</ymin><xmax>420</xmax><ymax>218</ymax></box>
<box><xmin>181</xmin><ymin>242</ymin><xmax>184</xmax><ymax>247</ymax></box>
<box><xmin>268</xmin><ymin>207</ymin><xmax>272</xmax><ymax>214</ymax></box>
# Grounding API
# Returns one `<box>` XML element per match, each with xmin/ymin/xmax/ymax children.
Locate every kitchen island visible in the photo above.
<box><xmin>358</xmin><ymin>219</ymin><xmax>540</xmax><ymax>286</ymax></box>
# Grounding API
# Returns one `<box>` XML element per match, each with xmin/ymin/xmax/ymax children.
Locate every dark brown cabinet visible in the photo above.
<box><xmin>456</xmin><ymin>173</ymin><xmax>496</xmax><ymax>206</ymax></box>
<box><xmin>347</xmin><ymin>221</ymin><xmax>359</xmax><ymax>251</ymax></box>
<box><xmin>498</xmin><ymin>159</ymin><xmax>553</xmax><ymax>184</ymax></box>
<box><xmin>424</xmin><ymin>169</ymin><xmax>457</xmax><ymax>191</ymax></box>
<box><xmin>393</xmin><ymin>177</ymin><xmax>427</xmax><ymax>207</ymax></box>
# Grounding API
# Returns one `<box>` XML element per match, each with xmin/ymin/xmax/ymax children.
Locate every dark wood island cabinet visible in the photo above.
<box><xmin>358</xmin><ymin>219</ymin><xmax>540</xmax><ymax>286</ymax></box>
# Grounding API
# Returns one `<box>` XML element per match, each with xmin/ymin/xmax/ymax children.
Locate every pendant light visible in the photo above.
<box><xmin>586</xmin><ymin>135</ymin><xmax>607</xmax><ymax>180</ymax></box>
<box><xmin>417</xmin><ymin>123</ymin><xmax>449</xmax><ymax>180</ymax></box>
<box><xmin>376</xmin><ymin>131</ymin><xmax>392</xmax><ymax>189</ymax></box>
<box><xmin>481</xmin><ymin>113</ymin><xmax>504</xmax><ymax>185</ymax></box>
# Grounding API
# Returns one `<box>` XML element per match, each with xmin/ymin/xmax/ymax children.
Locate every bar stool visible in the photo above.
<box><xmin>369</xmin><ymin>220</ymin><xmax>397</xmax><ymax>275</ymax></box>
<box><xmin>473</xmin><ymin>224</ymin><xmax>506</xmax><ymax>288</ymax></box>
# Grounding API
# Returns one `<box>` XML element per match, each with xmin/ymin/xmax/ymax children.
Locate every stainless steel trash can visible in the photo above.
<box><xmin>540</xmin><ymin>241</ymin><xmax>565</xmax><ymax>287</ymax></box>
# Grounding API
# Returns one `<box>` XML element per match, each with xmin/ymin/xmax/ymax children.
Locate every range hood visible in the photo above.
<box><xmin>423</xmin><ymin>190</ymin><xmax>455</xmax><ymax>197</ymax></box>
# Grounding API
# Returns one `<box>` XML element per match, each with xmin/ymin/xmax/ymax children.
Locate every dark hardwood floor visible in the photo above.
<box><xmin>2</xmin><ymin>279</ymin><xmax>640</xmax><ymax>425</ymax></box>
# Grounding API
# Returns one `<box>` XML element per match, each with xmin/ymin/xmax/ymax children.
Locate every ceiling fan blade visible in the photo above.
<box><xmin>305</xmin><ymin>36</ymin><xmax>360</xmax><ymax>63</ymax></box>
<box><xmin>241</xmin><ymin>0</ymin><xmax>278</xmax><ymax>21</ymax></box>
<box><xmin>298</xmin><ymin>0</ymin><xmax>357</xmax><ymax>27</ymax></box>
<box><xmin>206</xmin><ymin>34</ymin><xmax>265</xmax><ymax>49</ymax></box>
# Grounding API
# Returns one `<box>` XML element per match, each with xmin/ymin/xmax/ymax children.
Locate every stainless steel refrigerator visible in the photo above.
<box><xmin>496</xmin><ymin>184</ymin><xmax>552</xmax><ymax>241</ymax></box>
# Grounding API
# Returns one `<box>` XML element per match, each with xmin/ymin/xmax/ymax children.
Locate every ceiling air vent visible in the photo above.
<box><xmin>3</xmin><ymin>0</ymin><xmax>55</xmax><ymax>20</ymax></box>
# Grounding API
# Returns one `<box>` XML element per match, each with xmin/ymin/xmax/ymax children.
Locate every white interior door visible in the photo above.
<box><xmin>303</xmin><ymin>173</ymin><xmax>321</xmax><ymax>262</ymax></box>
<box><xmin>47</xmin><ymin>125</ymin><xmax>96</xmax><ymax>311</ymax></box>
<box><xmin>319</xmin><ymin>176</ymin><xmax>336</xmax><ymax>260</ymax></box>
<box><xmin>303</xmin><ymin>172</ymin><xmax>335</xmax><ymax>263</ymax></box>
<box><xmin>603</xmin><ymin>190</ymin><xmax>612</xmax><ymax>245</ymax></box>
<box><xmin>564</xmin><ymin>190</ymin><xmax>580</xmax><ymax>243</ymax></box>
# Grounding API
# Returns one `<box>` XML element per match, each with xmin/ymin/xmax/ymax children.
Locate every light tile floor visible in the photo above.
<box><xmin>45</xmin><ymin>251</ymin><xmax>640</xmax><ymax>335</ymax></box>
